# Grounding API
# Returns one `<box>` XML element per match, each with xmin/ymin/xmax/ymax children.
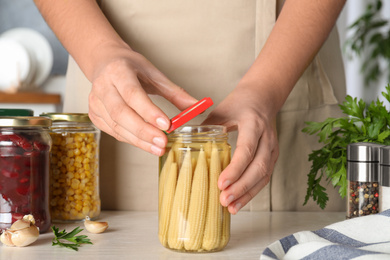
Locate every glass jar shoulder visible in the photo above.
<box><xmin>50</xmin><ymin>122</ymin><xmax>99</xmax><ymax>133</ymax></box>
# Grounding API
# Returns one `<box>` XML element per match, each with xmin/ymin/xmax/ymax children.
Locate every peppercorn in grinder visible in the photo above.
<box><xmin>347</xmin><ymin>142</ymin><xmax>381</xmax><ymax>219</ymax></box>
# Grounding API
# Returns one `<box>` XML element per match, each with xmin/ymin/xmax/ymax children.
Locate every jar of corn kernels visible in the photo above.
<box><xmin>158</xmin><ymin>125</ymin><xmax>231</xmax><ymax>253</ymax></box>
<box><xmin>40</xmin><ymin>113</ymin><xmax>101</xmax><ymax>223</ymax></box>
<box><xmin>0</xmin><ymin>116</ymin><xmax>52</xmax><ymax>233</ymax></box>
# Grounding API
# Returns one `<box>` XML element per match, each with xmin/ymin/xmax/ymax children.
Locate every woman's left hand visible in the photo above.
<box><xmin>202</xmin><ymin>85</ymin><xmax>279</xmax><ymax>215</ymax></box>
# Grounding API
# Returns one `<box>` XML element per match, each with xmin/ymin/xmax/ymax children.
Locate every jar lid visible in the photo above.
<box><xmin>0</xmin><ymin>116</ymin><xmax>51</xmax><ymax>127</ymax></box>
<box><xmin>347</xmin><ymin>142</ymin><xmax>382</xmax><ymax>162</ymax></box>
<box><xmin>40</xmin><ymin>113</ymin><xmax>91</xmax><ymax>122</ymax></box>
<box><xmin>0</xmin><ymin>108</ymin><xmax>33</xmax><ymax>116</ymax></box>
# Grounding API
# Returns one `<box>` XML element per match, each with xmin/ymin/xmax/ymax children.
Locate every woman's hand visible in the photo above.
<box><xmin>202</xmin><ymin>85</ymin><xmax>279</xmax><ymax>215</ymax></box>
<box><xmin>88</xmin><ymin>48</ymin><xmax>197</xmax><ymax>156</ymax></box>
<box><xmin>200</xmin><ymin>0</ymin><xmax>346</xmax><ymax>214</ymax></box>
<box><xmin>33</xmin><ymin>0</ymin><xmax>197</xmax><ymax>156</ymax></box>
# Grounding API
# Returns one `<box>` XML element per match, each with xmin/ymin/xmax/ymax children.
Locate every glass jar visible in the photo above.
<box><xmin>0</xmin><ymin>116</ymin><xmax>52</xmax><ymax>233</ymax></box>
<box><xmin>40</xmin><ymin>113</ymin><xmax>101</xmax><ymax>223</ymax></box>
<box><xmin>347</xmin><ymin>142</ymin><xmax>380</xmax><ymax>218</ymax></box>
<box><xmin>380</xmin><ymin>146</ymin><xmax>390</xmax><ymax>212</ymax></box>
<box><xmin>158</xmin><ymin>125</ymin><xmax>231</xmax><ymax>253</ymax></box>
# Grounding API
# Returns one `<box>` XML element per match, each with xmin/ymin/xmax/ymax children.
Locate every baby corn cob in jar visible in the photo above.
<box><xmin>40</xmin><ymin>113</ymin><xmax>101</xmax><ymax>223</ymax></box>
<box><xmin>159</xmin><ymin>126</ymin><xmax>231</xmax><ymax>252</ymax></box>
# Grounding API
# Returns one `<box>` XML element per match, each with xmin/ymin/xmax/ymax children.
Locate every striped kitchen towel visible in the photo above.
<box><xmin>260</xmin><ymin>209</ymin><xmax>390</xmax><ymax>260</ymax></box>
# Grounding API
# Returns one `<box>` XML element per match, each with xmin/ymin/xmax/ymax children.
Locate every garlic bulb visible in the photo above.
<box><xmin>84</xmin><ymin>216</ymin><xmax>108</xmax><ymax>234</ymax></box>
<box><xmin>0</xmin><ymin>214</ymin><xmax>39</xmax><ymax>247</ymax></box>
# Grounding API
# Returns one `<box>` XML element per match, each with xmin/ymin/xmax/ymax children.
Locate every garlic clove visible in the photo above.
<box><xmin>84</xmin><ymin>216</ymin><xmax>108</xmax><ymax>234</ymax></box>
<box><xmin>10</xmin><ymin>214</ymin><xmax>35</xmax><ymax>230</ymax></box>
<box><xmin>0</xmin><ymin>231</ymin><xmax>15</xmax><ymax>247</ymax></box>
<box><xmin>22</xmin><ymin>214</ymin><xmax>36</xmax><ymax>225</ymax></box>
<box><xmin>9</xmin><ymin>226</ymin><xmax>40</xmax><ymax>247</ymax></box>
<box><xmin>10</xmin><ymin>219</ymin><xmax>31</xmax><ymax>231</ymax></box>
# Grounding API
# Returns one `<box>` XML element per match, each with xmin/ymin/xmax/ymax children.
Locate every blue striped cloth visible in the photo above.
<box><xmin>260</xmin><ymin>209</ymin><xmax>390</xmax><ymax>260</ymax></box>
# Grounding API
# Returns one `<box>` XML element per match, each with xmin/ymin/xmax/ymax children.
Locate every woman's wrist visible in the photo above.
<box><xmin>87</xmin><ymin>43</ymin><xmax>134</xmax><ymax>82</ymax></box>
<box><xmin>235</xmin><ymin>72</ymin><xmax>285</xmax><ymax>120</ymax></box>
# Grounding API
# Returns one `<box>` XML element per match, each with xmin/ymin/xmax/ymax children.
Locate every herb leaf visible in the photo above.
<box><xmin>303</xmin><ymin>84</ymin><xmax>390</xmax><ymax>209</ymax></box>
<box><xmin>52</xmin><ymin>226</ymin><xmax>92</xmax><ymax>251</ymax></box>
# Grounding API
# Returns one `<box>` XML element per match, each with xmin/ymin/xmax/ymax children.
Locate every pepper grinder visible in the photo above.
<box><xmin>347</xmin><ymin>142</ymin><xmax>381</xmax><ymax>218</ymax></box>
<box><xmin>380</xmin><ymin>146</ymin><xmax>390</xmax><ymax>212</ymax></box>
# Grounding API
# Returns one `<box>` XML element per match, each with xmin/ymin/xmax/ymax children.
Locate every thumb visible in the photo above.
<box><xmin>167</xmin><ymin>85</ymin><xmax>198</xmax><ymax>111</ymax></box>
<box><xmin>147</xmin><ymin>71</ymin><xmax>197</xmax><ymax>111</ymax></box>
<box><xmin>141</xmin><ymin>61</ymin><xmax>198</xmax><ymax>111</ymax></box>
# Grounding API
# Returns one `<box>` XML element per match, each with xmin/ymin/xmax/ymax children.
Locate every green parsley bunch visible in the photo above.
<box><xmin>302</xmin><ymin>84</ymin><xmax>390</xmax><ymax>209</ymax></box>
<box><xmin>52</xmin><ymin>226</ymin><xmax>92</xmax><ymax>251</ymax></box>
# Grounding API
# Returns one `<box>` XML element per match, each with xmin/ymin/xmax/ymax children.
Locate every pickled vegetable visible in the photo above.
<box><xmin>158</xmin><ymin>141</ymin><xmax>230</xmax><ymax>252</ymax></box>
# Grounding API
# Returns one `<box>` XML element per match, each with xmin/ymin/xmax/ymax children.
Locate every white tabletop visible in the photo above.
<box><xmin>0</xmin><ymin>211</ymin><xmax>345</xmax><ymax>260</ymax></box>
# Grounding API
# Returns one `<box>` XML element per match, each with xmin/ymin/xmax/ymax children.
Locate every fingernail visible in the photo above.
<box><xmin>156</xmin><ymin>117</ymin><xmax>170</xmax><ymax>131</ymax></box>
<box><xmin>221</xmin><ymin>180</ymin><xmax>231</xmax><ymax>190</ymax></box>
<box><xmin>151</xmin><ymin>145</ymin><xmax>163</xmax><ymax>156</ymax></box>
<box><xmin>225</xmin><ymin>195</ymin><xmax>235</xmax><ymax>207</ymax></box>
<box><xmin>233</xmin><ymin>203</ymin><xmax>242</xmax><ymax>214</ymax></box>
<box><xmin>153</xmin><ymin>137</ymin><xmax>165</xmax><ymax>148</ymax></box>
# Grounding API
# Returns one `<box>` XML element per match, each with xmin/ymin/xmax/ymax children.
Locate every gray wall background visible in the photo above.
<box><xmin>0</xmin><ymin>0</ymin><xmax>68</xmax><ymax>75</ymax></box>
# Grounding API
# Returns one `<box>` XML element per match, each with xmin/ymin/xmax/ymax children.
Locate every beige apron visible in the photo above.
<box><xmin>64</xmin><ymin>0</ymin><xmax>346</xmax><ymax>211</ymax></box>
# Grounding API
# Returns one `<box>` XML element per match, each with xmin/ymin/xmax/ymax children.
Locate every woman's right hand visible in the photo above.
<box><xmin>88</xmin><ymin>48</ymin><xmax>197</xmax><ymax>156</ymax></box>
<box><xmin>33</xmin><ymin>0</ymin><xmax>197</xmax><ymax>156</ymax></box>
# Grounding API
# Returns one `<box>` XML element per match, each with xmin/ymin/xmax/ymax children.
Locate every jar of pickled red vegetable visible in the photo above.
<box><xmin>0</xmin><ymin>116</ymin><xmax>52</xmax><ymax>233</ymax></box>
<box><xmin>40</xmin><ymin>113</ymin><xmax>101</xmax><ymax>223</ymax></box>
<box><xmin>158</xmin><ymin>125</ymin><xmax>231</xmax><ymax>253</ymax></box>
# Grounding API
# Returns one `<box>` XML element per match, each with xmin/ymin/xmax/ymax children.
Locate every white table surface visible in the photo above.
<box><xmin>0</xmin><ymin>211</ymin><xmax>345</xmax><ymax>260</ymax></box>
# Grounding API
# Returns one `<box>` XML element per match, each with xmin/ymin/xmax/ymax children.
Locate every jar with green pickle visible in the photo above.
<box><xmin>40</xmin><ymin>113</ymin><xmax>101</xmax><ymax>223</ymax></box>
<box><xmin>158</xmin><ymin>125</ymin><xmax>231</xmax><ymax>253</ymax></box>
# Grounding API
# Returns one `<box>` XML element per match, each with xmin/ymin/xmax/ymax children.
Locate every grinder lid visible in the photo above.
<box><xmin>347</xmin><ymin>142</ymin><xmax>381</xmax><ymax>162</ymax></box>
